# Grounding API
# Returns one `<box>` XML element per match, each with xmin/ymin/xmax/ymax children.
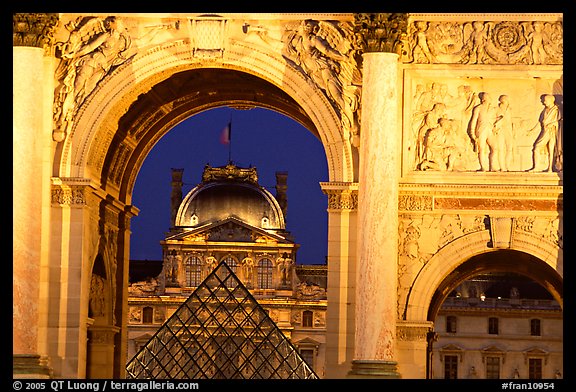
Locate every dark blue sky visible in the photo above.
<box><xmin>130</xmin><ymin>106</ymin><xmax>329</xmax><ymax>265</ymax></box>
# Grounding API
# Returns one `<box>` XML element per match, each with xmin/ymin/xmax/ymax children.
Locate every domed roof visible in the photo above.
<box><xmin>174</xmin><ymin>164</ymin><xmax>285</xmax><ymax>230</ymax></box>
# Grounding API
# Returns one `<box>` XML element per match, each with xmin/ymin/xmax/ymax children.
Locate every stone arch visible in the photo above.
<box><xmin>54</xmin><ymin>36</ymin><xmax>356</xmax><ymax>200</ymax></box>
<box><xmin>405</xmin><ymin>229</ymin><xmax>563</xmax><ymax>322</ymax></box>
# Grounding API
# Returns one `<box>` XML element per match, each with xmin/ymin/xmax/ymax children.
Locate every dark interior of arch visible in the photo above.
<box><xmin>427</xmin><ymin>249</ymin><xmax>563</xmax><ymax>321</ymax></box>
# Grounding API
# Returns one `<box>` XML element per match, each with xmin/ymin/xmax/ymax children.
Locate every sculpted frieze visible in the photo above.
<box><xmin>406</xmin><ymin>74</ymin><xmax>563</xmax><ymax>173</ymax></box>
<box><xmin>403</xmin><ymin>20</ymin><xmax>562</xmax><ymax>65</ymax></box>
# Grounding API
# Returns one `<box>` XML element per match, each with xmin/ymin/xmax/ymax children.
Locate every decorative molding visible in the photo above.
<box><xmin>320</xmin><ymin>182</ymin><xmax>359</xmax><ymax>211</ymax></box>
<box><xmin>398</xmin><ymin>195</ymin><xmax>433</xmax><ymax>211</ymax></box>
<box><xmin>403</xmin><ymin>20</ymin><xmax>562</xmax><ymax>65</ymax></box>
<box><xmin>13</xmin><ymin>13</ymin><xmax>58</xmax><ymax>49</ymax></box>
<box><xmin>434</xmin><ymin>197</ymin><xmax>561</xmax><ymax>211</ymax></box>
<box><xmin>354</xmin><ymin>13</ymin><xmax>408</xmax><ymax>54</ymax></box>
<box><xmin>51</xmin><ymin>184</ymin><xmax>87</xmax><ymax>205</ymax></box>
<box><xmin>396</xmin><ymin>321</ymin><xmax>433</xmax><ymax>341</ymax></box>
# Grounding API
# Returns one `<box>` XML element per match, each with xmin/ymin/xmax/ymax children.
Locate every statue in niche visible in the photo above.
<box><xmin>242</xmin><ymin>256</ymin><xmax>255</xmax><ymax>283</ymax></box>
<box><xmin>468</xmin><ymin>92</ymin><xmax>498</xmax><ymax>171</ymax></box>
<box><xmin>528</xmin><ymin>94</ymin><xmax>562</xmax><ymax>172</ymax></box>
<box><xmin>275</xmin><ymin>253</ymin><xmax>293</xmax><ymax>285</ymax></box>
<box><xmin>205</xmin><ymin>254</ymin><xmax>218</xmax><ymax>272</ymax></box>
<box><xmin>89</xmin><ymin>273</ymin><xmax>106</xmax><ymax>317</ymax></box>
<box><xmin>163</xmin><ymin>251</ymin><xmax>179</xmax><ymax>284</ymax></box>
<box><xmin>510</xmin><ymin>286</ymin><xmax>520</xmax><ymax>299</ymax></box>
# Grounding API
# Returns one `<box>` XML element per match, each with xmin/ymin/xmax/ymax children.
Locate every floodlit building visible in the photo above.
<box><xmin>13</xmin><ymin>12</ymin><xmax>563</xmax><ymax>379</ymax></box>
<box><xmin>126</xmin><ymin>165</ymin><xmax>328</xmax><ymax>377</ymax></box>
<box><xmin>431</xmin><ymin>272</ymin><xmax>562</xmax><ymax>379</ymax></box>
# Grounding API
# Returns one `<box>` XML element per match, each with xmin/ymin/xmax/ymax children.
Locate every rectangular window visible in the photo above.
<box><xmin>529</xmin><ymin>358</ymin><xmax>543</xmax><ymax>379</ymax></box>
<box><xmin>486</xmin><ymin>356</ymin><xmax>500</xmax><ymax>379</ymax></box>
<box><xmin>302</xmin><ymin>310</ymin><xmax>314</xmax><ymax>327</ymax></box>
<box><xmin>446</xmin><ymin>316</ymin><xmax>457</xmax><ymax>333</ymax></box>
<box><xmin>530</xmin><ymin>319</ymin><xmax>541</xmax><ymax>336</ymax></box>
<box><xmin>299</xmin><ymin>349</ymin><xmax>315</xmax><ymax>370</ymax></box>
<box><xmin>488</xmin><ymin>317</ymin><xmax>499</xmax><ymax>334</ymax></box>
<box><xmin>444</xmin><ymin>355</ymin><xmax>458</xmax><ymax>379</ymax></box>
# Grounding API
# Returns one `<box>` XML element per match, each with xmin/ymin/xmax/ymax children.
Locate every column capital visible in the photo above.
<box><xmin>13</xmin><ymin>13</ymin><xmax>59</xmax><ymax>49</ymax></box>
<box><xmin>354</xmin><ymin>13</ymin><xmax>408</xmax><ymax>54</ymax></box>
<box><xmin>320</xmin><ymin>182</ymin><xmax>359</xmax><ymax>211</ymax></box>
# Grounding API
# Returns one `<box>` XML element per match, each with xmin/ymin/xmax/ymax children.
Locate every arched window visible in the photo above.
<box><xmin>185</xmin><ymin>256</ymin><xmax>203</xmax><ymax>287</ymax></box>
<box><xmin>257</xmin><ymin>259</ymin><xmax>273</xmax><ymax>289</ymax></box>
<box><xmin>222</xmin><ymin>255</ymin><xmax>239</xmax><ymax>287</ymax></box>
<box><xmin>142</xmin><ymin>306</ymin><xmax>154</xmax><ymax>324</ymax></box>
<box><xmin>222</xmin><ymin>255</ymin><xmax>238</xmax><ymax>273</ymax></box>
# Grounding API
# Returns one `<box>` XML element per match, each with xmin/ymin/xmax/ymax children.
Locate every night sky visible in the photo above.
<box><xmin>129</xmin><ymin>106</ymin><xmax>329</xmax><ymax>265</ymax></box>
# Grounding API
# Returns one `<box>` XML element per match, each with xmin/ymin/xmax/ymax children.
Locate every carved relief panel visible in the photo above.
<box><xmin>402</xmin><ymin>69</ymin><xmax>563</xmax><ymax>175</ymax></box>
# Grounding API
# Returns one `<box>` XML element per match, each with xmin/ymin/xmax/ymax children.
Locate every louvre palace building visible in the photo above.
<box><xmin>13</xmin><ymin>12</ymin><xmax>563</xmax><ymax>379</ymax></box>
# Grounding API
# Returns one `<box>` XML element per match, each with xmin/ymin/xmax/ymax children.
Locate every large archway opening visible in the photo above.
<box><xmin>129</xmin><ymin>106</ymin><xmax>329</xmax><ymax>265</ymax></box>
<box><xmin>426</xmin><ymin>250</ymin><xmax>563</xmax><ymax>379</ymax></box>
<box><xmin>428</xmin><ymin>249</ymin><xmax>563</xmax><ymax>321</ymax></box>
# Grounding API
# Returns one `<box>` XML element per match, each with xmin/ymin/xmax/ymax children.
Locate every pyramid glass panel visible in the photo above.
<box><xmin>126</xmin><ymin>261</ymin><xmax>318</xmax><ymax>379</ymax></box>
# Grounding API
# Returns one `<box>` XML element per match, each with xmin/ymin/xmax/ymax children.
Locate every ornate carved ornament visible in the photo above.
<box><xmin>354</xmin><ymin>13</ymin><xmax>409</xmax><ymax>54</ymax></box>
<box><xmin>13</xmin><ymin>13</ymin><xmax>58</xmax><ymax>49</ymax></box>
<box><xmin>201</xmin><ymin>163</ymin><xmax>258</xmax><ymax>184</ymax></box>
<box><xmin>51</xmin><ymin>184</ymin><xmax>86</xmax><ymax>205</ymax></box>
<box><xmin>435</xmin><ymin>197</ymin><xmax>561</xmax><ymax>211</ymax></box>
<box><xmin>282</xmin><ymin>19</ymin><xmax>363</xmax><ymax>146</ymax></box>
<box><xmin>396</xmin><ymin>324</ymin><xmax>431</xmax><ymax>342</ymax></box>
<box><xmin>323</xmin><ymin>189</ymin><xmax>358</xmax><ymax>211</ymax></box>
<box><xmin>403</xmin><ymin>19</ymin><xmax>562</xmax><ymax>65</ymax></box>
<box><xmin>398</xmin><ymin>195</ymin><xmax>433</xmax><ymax>211</ymax></box>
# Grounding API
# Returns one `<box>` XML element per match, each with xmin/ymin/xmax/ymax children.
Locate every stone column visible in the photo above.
<box><xmin>12</xmin><ymin>13</ymin><xmax>58</xmax><ymax>378</ymax></box>
<box><xmin>348</xmin><ymin>14</ymin><xmax>407</xmax><ymax>378</ymax></box>
<box><xmin>321</xmin><ymin>182</ymin><xmax>358</xmax><ymax>379</ymax></box>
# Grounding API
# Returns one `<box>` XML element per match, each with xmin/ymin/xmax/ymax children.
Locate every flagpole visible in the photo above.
<box><xmin>228</xmin><ymin>121</ymin><xmax>232</xmax><ymax>164</ymax></box>
<box><xmin>228</xmin><ymin>114</ymin><xmax>232</xmax><ymax>164</ymax></box>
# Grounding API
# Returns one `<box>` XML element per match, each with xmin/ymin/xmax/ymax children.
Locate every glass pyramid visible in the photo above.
<box><xmin>126</xmin><ymin>261</ymin><xmax>318</xmax><ymax>379</ymax></box>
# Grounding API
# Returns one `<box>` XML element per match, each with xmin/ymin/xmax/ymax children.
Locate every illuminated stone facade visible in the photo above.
<box><xmin>126</xmin><ymin>164</ymin><xmax>328</xmax><ymax>376</ymax></box>
<box><xmin>13</xmin><ymin>12</ymin><xmax>562</xmax><ymax>379</ymax></box>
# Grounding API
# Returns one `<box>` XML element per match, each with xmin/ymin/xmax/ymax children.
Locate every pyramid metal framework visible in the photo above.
<box><xmin>126</xmin><ymin>261</ymin><xmax>318</xmax><ymax>379</ymax></box>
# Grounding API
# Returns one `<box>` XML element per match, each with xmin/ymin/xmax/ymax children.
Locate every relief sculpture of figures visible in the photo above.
<box><xmin>53</xmin><ymin>16</ymin><xmax>132</xmax><ymax>141</ymax></box>
<box><xmin>282</xmin><ymin>19</ymin><xmax>362</xmax><ymax>146</ymax></box>
<box><xmin>404</xmin><ymin>20</ymin><xmax>562</xmax><ymax>65</ymax></box>
<box><xmin>411</xmin><ymin>82</ymin><xmax>561</xmax><ymax>173</ymax></box>
<box><xmin>528</xmin><ymin>94</ymin><xmax>562</xmax><ymax>172</ymax></box>
<box><xmin>492</xmin><ymin>95</ymin><xmax>515</xmax><ymax>171</ymax></box>
<box><xmin>468</xmin><ymin>92</ymin><xmax>498</xmax><ymax>172</ymax></box>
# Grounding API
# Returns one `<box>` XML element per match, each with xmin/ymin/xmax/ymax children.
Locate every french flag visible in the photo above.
<box><xmin>220</xmin><ymin>122</ymin><xmax>231</xmax><ymax>145</ymax></box>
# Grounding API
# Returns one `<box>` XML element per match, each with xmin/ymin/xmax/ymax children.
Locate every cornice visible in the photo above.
<box><xmin>399</xmin><ymin>183</ymin><xmax>563</xmax><ymax>199</ymax></box>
